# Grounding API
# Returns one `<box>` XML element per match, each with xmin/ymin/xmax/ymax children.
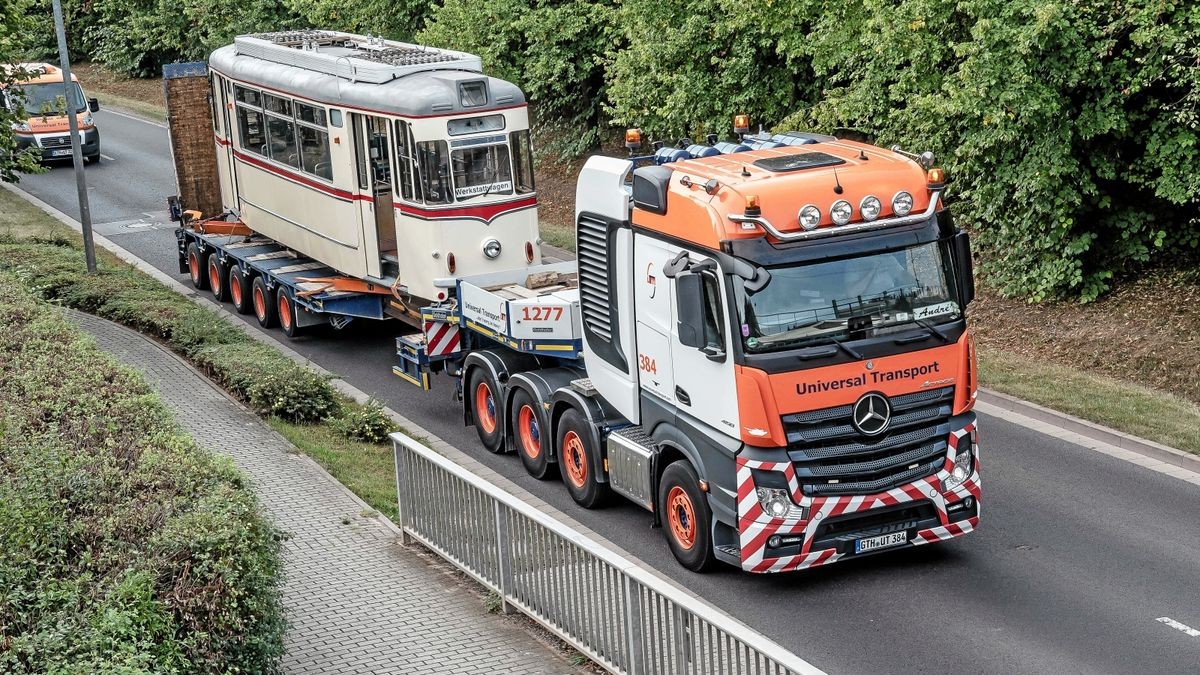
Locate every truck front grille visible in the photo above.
<box><xmin>783</xmin><ymin>387</ymin><xmax>954</xmax><ymax>497</ymax></box>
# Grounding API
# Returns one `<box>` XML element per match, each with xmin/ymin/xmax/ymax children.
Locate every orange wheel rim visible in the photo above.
<box><xmin>253</xmin><ymin>285</ymin><xmax>265</xmax><ymax>319</ymax></box>
<box><xmin>279</xmin><ymin>295</ymin><xmax>292</xmax><ymax>330</ymax></box>
<box><xmin>189</xmin><ymin>251</ymin><xmax>200</xmax><ymax>282</ymax></box>
<box><xmin>475</xmin><ymin>382</ymin><xmax>496</xmax><ymax>434</ymax></box>
<box><xmin>563</xmin><ymin>431</ymin><xmax>588</xmax><ymax>488</ymax></box>
<box><xmin>230</xmin><ymin>274</ymin><xmax>242</xmax><ymax>305</ymax></box>
<box><xmin>667</xmin><ymin>486</ymin><xmax>697</xmax><ymax>550</ymax></box>
<box><xmin>208</xmin><ymin>261</ymin><xmax>220</xmax><ymax>290</ymax></box>
<box><xmin>518</xmin><ymin>405</ymin><xmax>540</xmax><ymax>459</ymax></box>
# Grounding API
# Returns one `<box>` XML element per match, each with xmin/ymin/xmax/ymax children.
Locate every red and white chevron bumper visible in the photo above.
<box><xmin>735</xmin><ymin>422</ymin><xmax>980</xmax><ymax>573</ymax></box>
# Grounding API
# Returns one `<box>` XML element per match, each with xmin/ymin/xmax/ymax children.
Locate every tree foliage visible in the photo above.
<box><xmin>10</xmin><ymin>0</ymin><xmax>1200</xmax><ymax>299</ymax></box>
<box><xmin>0</xmin><ymin>0</ymin><xmax>44</xmax><ymax>182</ymax></box>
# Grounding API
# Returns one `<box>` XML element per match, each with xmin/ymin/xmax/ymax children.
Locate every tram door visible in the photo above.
<box><xmin>352</xmin><ymin>114</ymin><xmax>394</xmax><ymax>278</ymax></box>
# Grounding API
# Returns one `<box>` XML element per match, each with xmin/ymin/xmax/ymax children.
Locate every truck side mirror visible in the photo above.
<box><xmin>675</xmin><ymin>272</ymin><xmax>706</xmax><ymax>349</ymax></box>
<box><xmin>953</xmin><ymin>231</ymin><xmax>975</xmax><ymax>305</ymax></box>
<box><xmin>88</xmin><ymin>97</ymin><xmax>99</xmax><ymax>113</ymax></box>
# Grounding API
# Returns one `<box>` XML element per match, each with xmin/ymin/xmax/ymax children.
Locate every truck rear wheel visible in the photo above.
<box><xmin>511</xmin><ymin>389</ymin><xmax>553</xmax><ymax>479</ymax></box>
<box><xmin>277</xmin><ymin>290</ymin><xmax>303</xmax><ymax>338</ymax></box>
<box><xmin>187</xmin><ymin>243</ymin><xmax>208</xmax><ymax>290</ymax></box>
<box><xmin>228</xmin><ymin>268</ymin><xmax>252</xmax><ymax>314</ymax></box>
<box><xmin>658</xmin><ymin>461</ymin><xmax>716</xmax><ymax>572</ymax></box>
<box><xmin>467</xmin><ymin>367</ymin><xmax>504</xmax><ymax>453</ymax></box>
<box><xmin>251</xmin><ymin>276</ymin><xmax>278</xmax><ymax>329</ymax></box>
<box><xmin>207</xmin><ymin>255</ymin><xmax>230</xmax><ymax>302</ymax></box>
<box><xmin>558</xmin><ymin>409</ymin><xmax>609</xmax><ymax>509</ymax></box>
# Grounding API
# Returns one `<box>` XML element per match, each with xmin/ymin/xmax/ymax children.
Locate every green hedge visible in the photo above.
<box><xmin>0</xmin><ymin>276</ymin><xmax>284</xmax><ymax>672</ymax></box>
<box><xmin>0</xmin><ymin>237</ymin><xmax>338</xmax><ymax>422</ymax></box>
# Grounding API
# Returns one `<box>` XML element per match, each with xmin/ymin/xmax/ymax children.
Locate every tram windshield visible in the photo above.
<box><xmin>413</xmin><ymin>130</ymin><xmax>534</xmax><ymax>204</ymax></box>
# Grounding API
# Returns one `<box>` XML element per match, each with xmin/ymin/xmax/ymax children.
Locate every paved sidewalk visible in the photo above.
<box><xmin>69</xmin><ymin>311</ymin><xmax>577</xmax><ymax>675</ymax></box>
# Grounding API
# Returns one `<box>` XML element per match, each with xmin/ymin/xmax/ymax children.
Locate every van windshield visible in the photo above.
<box><xmin>10</xmin><ymin>82</ymin><xmax>87</xmax><ymax>117</ymax></box>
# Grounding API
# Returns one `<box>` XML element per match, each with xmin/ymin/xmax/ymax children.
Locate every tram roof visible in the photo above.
<box><xmin>209</xmin><ymin>31</ymin><xmax>526</xmax><ymax>118</ymax></box>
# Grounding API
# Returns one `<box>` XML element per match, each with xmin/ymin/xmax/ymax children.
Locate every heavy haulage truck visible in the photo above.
<box><xmin>168</xmin><ymin>30</ymin><xmax>981</xmax><ymax>573</ymax></box>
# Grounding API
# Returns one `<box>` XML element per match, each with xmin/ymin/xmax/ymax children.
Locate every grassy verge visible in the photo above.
<box><xmin>979</xmin><ymin>352</ymin><xmax>1200</xmax><ymax>453</ymax></box>
<box><xmin>0</xmin><ymin>274</ymin><xmax>284</xmax><ymax>671</ymax></box>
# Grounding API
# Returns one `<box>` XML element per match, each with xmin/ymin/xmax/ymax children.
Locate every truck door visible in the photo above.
<box><xmin>351</xmin><ymin>113</ymin><xmax>392</xmax><ymax>278</ymax></box>
<box><xmin>669</xmin><ymin>252</ymin><xmax>740</xmax><ymax>438</ymax></box>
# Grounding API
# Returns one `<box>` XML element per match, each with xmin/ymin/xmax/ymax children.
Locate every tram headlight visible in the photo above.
<box><xmin>482</xmin><ymin>238</ymin><xmax>502</xmax><ymax>259</ymax></box>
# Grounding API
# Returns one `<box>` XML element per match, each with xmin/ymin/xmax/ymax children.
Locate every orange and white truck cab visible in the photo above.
<box><xmin>3</xmin><ymin>63</ymin><xmax>101</xmax><ymax>163</ymax></box>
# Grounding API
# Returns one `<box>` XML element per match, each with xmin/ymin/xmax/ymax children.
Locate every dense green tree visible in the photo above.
<box><xmin>1</xmin><ymin>0</ymin><xmax>43</xmax><ymax>182</ymax></box>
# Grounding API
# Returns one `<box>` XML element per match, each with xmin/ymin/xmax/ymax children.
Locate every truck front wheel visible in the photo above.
<box><xmin>512</xmin><ymin>388</ymin><xmax>553</xmax><ymax>479</ymax></box>
<box><xmin>467</xmin><ymin>367</ymin><xmax>504</xmax><ymax>453</ymax></box>
<box><xmin>558</xmin><ymin>409</ymin><xmax>609</xmax><ymax>509</ymax></box>
<box><xmin>658</xmin><ymin>461</ymin><xmax>716</xmax><ymax>572</ymax></box>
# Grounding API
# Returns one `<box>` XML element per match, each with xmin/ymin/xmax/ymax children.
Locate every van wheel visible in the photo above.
<box><xmin>251</xmin><ymin>276</ymin><xmax>277</xmax><ymax>329</ymax></box>
<box><xmin>658</xmin><ymin>461</ymin><xmax>716</xmax><ymax>572</ymax></box>
<box><xmin>229</xmin><ymin>268</ymin><xmax>252</xmax><ymax>314</ymax></box>
<box><xmin>467</xmin><ymin>367</ymin><xmax>504</xmax><ymax>453</ymax></box>
<box><xmin>208</xmin><ymin>255</ymin><xmax>230</xmax><ymax>302</ymax></box>
<box><xmin>558</xmin><ymin>408</ymin><xmax>609</xmax><ymax>509</ymax></box>
<box><xmin>278</xmin><ymin>290</ymin><xmax>303</xmax><ymax>338</ymax></box>
<box><xmin>511</xmin><ymin>389</ymin><xmax>553</xmax><ymax>479</ymax></box>
<box><xmin>187</xmin><ymin>243</ymin><xmax>209</xmax><ymax>290</ymax></box>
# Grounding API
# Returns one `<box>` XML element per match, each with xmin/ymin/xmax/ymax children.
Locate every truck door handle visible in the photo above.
<box><xmin>675</xmin><ymin>386</ymin><xmax>691</xmax><ymax>406</ymax></box>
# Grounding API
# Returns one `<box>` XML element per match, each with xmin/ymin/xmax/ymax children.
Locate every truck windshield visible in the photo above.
<box><xmin>10</xmin><ymin>82</ymin><xmax>87</xmax><ymax>117</ymax></box>
<box><xmin>740</xmin><ymin>240</ymin><xmax>960</xmax><ymax>353</ymax></box>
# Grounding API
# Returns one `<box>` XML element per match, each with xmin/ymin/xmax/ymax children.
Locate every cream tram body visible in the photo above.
<box><xmin>207</xmin><ymin>32</ymin><xmax>541</xmax><ymax>302</ymax></box>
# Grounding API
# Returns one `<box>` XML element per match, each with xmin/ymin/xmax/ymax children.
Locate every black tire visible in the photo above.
<box><xmin>187</xmin><ymin>242</ymin><xmax>209</xmax><ymax>290</ymax></box>
<box><xmin>207</xmin><ymin>254</ymin><xmax>230</xmax><ymax>302</ymax></box>
<box><xmin>557</xmin><ymin>408</ymin><xmax>610</xmax><ymax>508</ymax></box>
<box><xmin>658</xmin><ymin>461</ymin><xmax>717</xmax><ymax>572</ymax></box>
<box><xmin>228</xmin><ymin>267</ymin><xmax>253</xmax><ymax>314</ymax></box>
<box><xmin>467</xmin><ymin>367</ymin><xmax>504</xmax><ymax>453</ymax></box>
<box><xmin>277</xmin><ymin>289</ymin><xmax>303</xmax><ymax>339</ymax></box>
<box><xmin>251</xmin><ymin>275</ymin><xmax>277</xmax><ymax>329</ymax></box>
<box><xmin>511</xmin><ymin>388</ymin><xmax>554</xmax><ymax>479</ymax></box>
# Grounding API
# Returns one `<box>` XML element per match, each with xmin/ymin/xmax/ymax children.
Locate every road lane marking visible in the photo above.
<box><xmin>1157</xmin><ymin>617</ymin><xmax>1200</xmax><ymax>638</ymax></box>
<box><xmin>100</xmin><ymin>154</ymin><xmax>116</xmax><ymax>161</ymax></box>
<box><xmin>101</xmin><ymin>107</ymin><xmax>167</xmax><ymax>129</ymax></box>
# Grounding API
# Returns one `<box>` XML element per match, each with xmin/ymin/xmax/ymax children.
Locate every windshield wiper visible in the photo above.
<box><xmin>913</xmin><ymin>317</ymin><xmax>951</xmax><ymax>343</ymax></box>
<box><xmin>825</xmin><ymin>334</ymin><xmax>865</xmax><ymax>360</ymax></box>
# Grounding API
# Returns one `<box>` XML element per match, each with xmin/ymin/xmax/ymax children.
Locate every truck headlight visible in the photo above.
<box><xmin>797</xmin><ymin>204</ymin><xmax>820</xmax><ymax>231</ymax></box>
<box><xmin>943</xmin><ymin>446</ymin><xmax>974</xmax><ymax>491</ymax></box>
<box><xmin>830</xmin><ymin>200</ymin><xmax>852</xmax><ymax>225</ymax></box>
<box><xmin>860</xmin><ymin>195</ymin><xmax>881</xmax><ymax>221</ymax></box>
<box><xmin>755</xmin><ymin>487</ymin><xmax>806</xmax><ymax>520</ymax></box>
<box><xmin>892</xmin><ymin>191</ymin><xmax>914</xmax><ymax>217</ymax></box>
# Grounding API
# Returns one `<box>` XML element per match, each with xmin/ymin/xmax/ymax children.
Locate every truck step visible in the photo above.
<box><xmin>570</xmin><ymin>378</ymin><xmax>597</xmax><ymax>397</ymax></box>
<box><xmin>606</xmin><ymin>426</ymin><xmax>656</xmax><ymax>510</ymax></box>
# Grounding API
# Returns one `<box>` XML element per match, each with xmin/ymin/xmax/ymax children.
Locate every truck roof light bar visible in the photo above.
<box><xmin>728</xmin><ymin>190</ymin><xmax>941</xmax><ymax>242</ymax></box>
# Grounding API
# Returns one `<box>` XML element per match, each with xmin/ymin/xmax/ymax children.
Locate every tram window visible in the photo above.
<box><xmin>267</xmin><ymin>115</ymin><xmax>299</xmax><ymax>168</ymax></box>
<box><xmin>450</xmin><ymin>144</ymin><xmax>513</xmax><ymax>199</ymax></box>
<box><xmin>511</xmin><ymin>130</ymin><xmax>535</xmax><ymax>194</ymax></box>
<box><xmin>297</xmin><ymin>102</ymin><xmax>327</xmax><ymax>128</ymax></box>
<box><xmin>417</xmin><ymin>141</ymin><xmax>452</xmax><ymax>204</ymax></box>
<box><xmin>234</xmin><ymin>85</ymin><xmax>260</xmax><ymax>107</ymax></box>
<box><xmin>264</xmin><ymin>94</ymin><xmax>291</xmax><ymax>117</ymax></box>
<box><xmin>299</xmin><ymin>125</ymin><xmax>332</xmax><ymax>181</ymax></box>
<box><xmin>237</xmin><ymin>106</ymin><xmax>266</xmax><ymax>157</ymax></box>
<box><xmin>394</xmin><ymin>120</ymin><xmax>415</xmax><ymax>201</ymax></box>
<box><xmin>366</xmin><ymin>116</ymin><xmax>391</xmax><ymax>187</ymax></box>
<box><xmin>209</xmin><ymin>74</ymin><xmax>221</xmax><ymax>133</ymax></box>
<box><xmin>329</xmin><ymin>109</ymin><xmax>343</xmax><ymax>128</ymax></box>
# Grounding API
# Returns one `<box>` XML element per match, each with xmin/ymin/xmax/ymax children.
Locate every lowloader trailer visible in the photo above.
<box><xmin>167</xmin><ymin>31</ymin><xmax>980</xmax><ymax>573</ymax></box>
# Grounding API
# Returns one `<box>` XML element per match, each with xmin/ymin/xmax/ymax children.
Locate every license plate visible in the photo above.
<box><xmin>855</xmin><ymin>530</ymin><xmax>908</xmax><ymax>554</ymax></box>
<box><xmin>50</xmin><ymin>149</ymin><xmax>71</xmax><ymax>157</ymax></box>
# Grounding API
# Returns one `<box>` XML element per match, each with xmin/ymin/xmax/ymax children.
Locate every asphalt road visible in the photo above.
<box><xmin>16</xmin><ymin>107</ymin><xmax>1200</xmax><ymax>674</ymax></box>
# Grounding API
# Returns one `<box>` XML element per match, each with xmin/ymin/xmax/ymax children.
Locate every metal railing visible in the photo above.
<box><xmin>392</xmin><ymin>432</ymin><xmax>825</xmax><ymax>675</ymax></box>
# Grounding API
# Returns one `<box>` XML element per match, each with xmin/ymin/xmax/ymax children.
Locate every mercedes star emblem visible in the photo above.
<box><xmin>851</xmin><ymin>392</ymin><xmax>892</xmax><ymax>436</ymax></box>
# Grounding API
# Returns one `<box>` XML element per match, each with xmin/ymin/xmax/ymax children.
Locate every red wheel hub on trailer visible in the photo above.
<box><xmin>518</xmin><ymin>404</ymin><xmax>540</xmax><ymax>458</ymax></box>
<box><xmin>475</xmin><ymin>382</ymin><xmax>497</xmax><ymax>434</ymax></box>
